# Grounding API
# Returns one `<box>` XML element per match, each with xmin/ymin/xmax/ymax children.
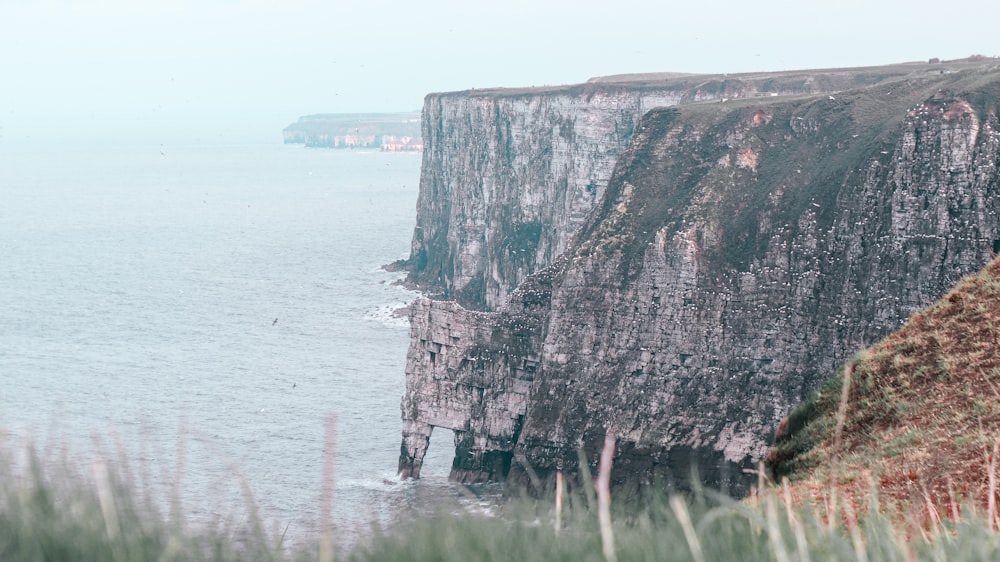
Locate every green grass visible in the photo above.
<box><xmin>354</xmin><ymin>482</ymin><xmax>1000</xmax><ymax>561</ymax></box>
<box><xmin>6</xmin><ymin>435</ymin><xmax>1000</xmax><ymax>561</ymax></box>
<box><xmin>0</xmin><ymin>440</ymin><xmax>308</xmax><ymax>562</ymax></box>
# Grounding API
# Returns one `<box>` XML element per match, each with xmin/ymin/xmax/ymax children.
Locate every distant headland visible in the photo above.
<box><xmin>282</xmin><ymin>112</ymin><xmax>422</xmax><ymax>151</ymax></box>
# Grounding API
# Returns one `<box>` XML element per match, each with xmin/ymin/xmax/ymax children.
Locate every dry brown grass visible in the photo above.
<box><xmin>771</xmin><ymin>256</ymin><xmax>1000</xmax><ymax>525</ymax></box>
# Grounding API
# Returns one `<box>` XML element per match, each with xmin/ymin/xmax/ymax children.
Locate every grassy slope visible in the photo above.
<box><xmin>767</xmin><ymin>256</ymin><xmax>1000</xmax><ymax>513</ymax></box>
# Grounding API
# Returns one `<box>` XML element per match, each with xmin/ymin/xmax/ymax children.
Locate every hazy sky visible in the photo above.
<box><xmin>3</xmin><ymin>0</ymin><xmax>998</xmax><ymax>144</ymax></box>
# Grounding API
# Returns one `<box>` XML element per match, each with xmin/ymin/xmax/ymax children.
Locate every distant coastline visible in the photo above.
<box><xmin>282</xmin><ymin>112</ymin><xmax>422</xmax><ymax>151</ymax></box>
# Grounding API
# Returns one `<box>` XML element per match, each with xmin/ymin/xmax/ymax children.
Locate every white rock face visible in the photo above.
<box><xmin>410</xmin><ymin>90</ymin><xmax>679</xmax><ymax>310</ymax></box>
<box><xmin>398</xmin><ymin>63</ymin><xmax>1000</xmax><ymax>491</ymax></box>
<box><xmin>399</xmin><ymin>272</ymin><xmax>553</xmax><ymax>482</ymax></box>
<box><xmin>404</xmin><ymin>69</ymin><xmax>920</xmax><ymax>311</ymax></box>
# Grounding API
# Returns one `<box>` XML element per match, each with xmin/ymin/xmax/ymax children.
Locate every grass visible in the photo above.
<box><xmin>6</xmin><ymin>430</ymin><xmax>1000</xmax><ymax>561</ymax></box>
<box><xmin>353</xmin><ymin>478</ymin><xmax>1000</xmax><ymax>561</ymax></box>
<box><xmin>768</xmin><ymin>256</ymin><xmax>1000</xmax><ymax>523</ymax></box>
<box><xmin>0</xmin><ymin>443</ymin><xmax>262</xmax><ymax>561</ymax></box>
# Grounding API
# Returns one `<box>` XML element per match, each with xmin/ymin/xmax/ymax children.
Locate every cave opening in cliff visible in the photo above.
<box><xmin>421</xmin><ymin>426</ymin><xmax>456</xmax><ymax>478</ymax></box>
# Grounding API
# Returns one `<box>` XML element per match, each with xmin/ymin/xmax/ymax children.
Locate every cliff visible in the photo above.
<box><xmin>402</xmin><ymin>62</ymin><xmax>955</xmax><ymax>310</ymax></box>
<box><xmin>398</xmin><ymin>58</ymin><xmax>1000</xmax><ymax>492</ymax></box>
<box><xmin>282</xmin><ymin>112</ymin><xmax>422</xmax><ymax>150</ymax></box>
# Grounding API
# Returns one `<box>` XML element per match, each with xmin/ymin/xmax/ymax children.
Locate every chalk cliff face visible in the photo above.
<box><xmin>399</xmin><ymin>60</ymin><xmax>1000</xmax><ymax>491</ymax></box>
<box><xmin>404</xmin><ymin>67</ymin><xmax>926</xmax><ymax>311</ymax></box>
<box><xmin>399</xmin><ymin>269</ymin><xmax>554</xmax><ymax>482</ymax></box>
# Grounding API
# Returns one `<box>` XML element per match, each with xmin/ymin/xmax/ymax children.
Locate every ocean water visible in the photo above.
<box><xmin>0</xmin><ymin>141</ymin><xmax>471</xmax><ymax>549</ymax></box>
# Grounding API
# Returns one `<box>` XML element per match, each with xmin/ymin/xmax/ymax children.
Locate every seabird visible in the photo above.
<box><xmin>273</xmin><ymin>318</ymin><xmax>278</xmax><ymax>325</ymax></box>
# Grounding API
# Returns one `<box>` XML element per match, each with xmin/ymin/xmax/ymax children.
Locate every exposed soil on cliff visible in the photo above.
<box><xmin>767</xmin><ymin>256</ymin><xmax>1000</xmax><ymax>517</ymax></box>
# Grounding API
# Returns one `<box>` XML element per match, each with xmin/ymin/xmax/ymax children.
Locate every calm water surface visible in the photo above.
<box><xmin>0</xmin><ymin>141</ymin><xmax>468</xmax><ymax>548</ymax></box>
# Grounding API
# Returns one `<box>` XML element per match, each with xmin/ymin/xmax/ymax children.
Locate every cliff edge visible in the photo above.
<box><xmin>402</xmin><ymin>63</ymin><xmax>940</xmax><ymax>311</ymax></box>
<box><xmin>399</xmin><ymin>59</ymin><xmax>1000</xmax><ymax>492</ymax></box>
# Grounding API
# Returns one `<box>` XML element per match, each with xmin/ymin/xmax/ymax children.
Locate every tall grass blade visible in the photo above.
<box><xmin>782</xmin><ymin>477</ymin><xmax>810</xmax><ymax>562</ymax></box>
<box><xmin>514</xmin><ymin>452</ymin><xmax>543</xmax><ymax>492</ymax></box>
<box><xmin>990</xmin><ymin>436</ymin><xmax>1000</xmax><ymax>532</ymax></box>
<box><xmin>764</xmin><ymin>489</ymin><xmax>791</xmax><ymax>562</ymax></box>
<box><xmin>669</xmin><ymin>495</ymin><xmax>705</xmax><ymax>562</ymax></box>
<box><xmin>93</xmin><ymin>461</ymin><xmax>121</xmax><ymax>542</ymax></box>
<box><xmin>171</xmin><ymin>418</ymin><xmax>188</xmax><ymax>530</ymax></box>
<box><xmin>596</xmin><ymin>431</ymin><xmax>617</xmax><ymax>562</ymax></box>
<box><xmin>319</xmin><ymin>413</ymin><xmax>338</xmax><ymax>562</ymax></box>
<box><xmin>555</xmin><ymin>470</ymin><xmax>564</xmax><ymax>534</ymax></box>
<box><xmin>843</xmin><ymin>497</ymin><xmax>868</xmax><ymax>562</ymax></box>
<box><xmin>577</xmin><ymin>447</ymin><xmax>596</xmax><ymax>511</ymax></box>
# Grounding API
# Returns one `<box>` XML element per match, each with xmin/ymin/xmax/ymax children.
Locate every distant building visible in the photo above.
<box><xmin>282</xmin><ymin>112</ymin><xmax>422</xmax><ymax>151</ymax></box>
<box><xmin>381</xmin><ymin>135</ymin><xmax>423</xmax><ymax>152</ymax></box>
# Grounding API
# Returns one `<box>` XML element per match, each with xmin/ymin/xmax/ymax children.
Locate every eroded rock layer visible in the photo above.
<box><xmin>405</xmin><ymin>65</ymin><xmax>929</xmax><ymax>311</ymax></box>
<box><xmin>399</xmin><ymin>60</ymin><xmax>1000</xmax><ymax>491</ymax></box>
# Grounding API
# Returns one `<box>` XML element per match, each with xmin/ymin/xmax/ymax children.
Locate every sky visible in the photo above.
<box><xmin>2</xmin><ymin>0</ymin><xmax>999</xmax><ymax>145</ymax></box>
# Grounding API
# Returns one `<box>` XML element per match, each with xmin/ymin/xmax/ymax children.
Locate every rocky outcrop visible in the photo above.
<box><xmin>402</xmin><ymin>63</ymin><xmax>949</xmax><ymax>311</ymax></box>
<box><xmin>398</xmin><ymin>59</ymin><xmax>1000</xmax><ymax>492</ymax></box>
<box><xmin>399</xmin><ymin>268</ymin><xmax>554</xmax><ymax>481</ymax></box>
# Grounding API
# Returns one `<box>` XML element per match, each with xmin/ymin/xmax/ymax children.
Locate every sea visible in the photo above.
<box><xmin>0</xmin><ymin>140</ymin><xmax>481</xmax><ymax>551</ymax></box>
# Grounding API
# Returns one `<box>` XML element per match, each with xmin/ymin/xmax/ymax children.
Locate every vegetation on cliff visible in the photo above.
<box><xmin>767</xmin><ymin>255</ymin><xmax>1000</xmax><ymax>519</ymax></box>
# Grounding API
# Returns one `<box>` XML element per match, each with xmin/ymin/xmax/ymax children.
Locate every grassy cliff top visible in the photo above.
<box><xmin>427</xmin><ymin>57</ymin><xmax>1000</xmax><ymax>99</ymax></box>
<box><xmin>768</xmin><ymin>256</ymin><xmax>1000</xmax><ymax>514</ymax></box>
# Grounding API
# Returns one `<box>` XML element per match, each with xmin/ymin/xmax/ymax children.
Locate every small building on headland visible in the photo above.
<box><xmin>283</xmin><ymin>112</ymin><xmax>422</xmax><ymax>152</ymax></box>
<box><xmin>381</xmin><ymin>135</ymin><xmax>423</xmax><ymax>152</ymax></box>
